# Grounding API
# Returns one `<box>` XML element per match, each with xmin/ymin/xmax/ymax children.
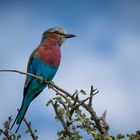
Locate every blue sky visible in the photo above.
<box><xmin>0</xmin><ymin>0</ymin><xmax>140</xmax><ymax>139</ymax></box>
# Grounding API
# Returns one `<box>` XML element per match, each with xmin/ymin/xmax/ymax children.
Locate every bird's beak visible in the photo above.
<box><xmin>64</xmin><ymin>33</ymin><xmax>76</xmax><ymax>38</ymax></box>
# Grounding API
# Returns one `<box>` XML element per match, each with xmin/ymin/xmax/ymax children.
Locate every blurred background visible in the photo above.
<box><xmin>0</xmin><ymin>0</ymin><xmax>140</xmax><ymax>139</ymax></box>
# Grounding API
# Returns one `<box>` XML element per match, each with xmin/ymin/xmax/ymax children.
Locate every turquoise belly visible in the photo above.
<box><xmin>26</xmin><ymin>57</ymin><xmax>58</xmax><ymax>98</ymax></box>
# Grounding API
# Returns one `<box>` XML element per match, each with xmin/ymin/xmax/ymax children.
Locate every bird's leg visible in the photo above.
<box><xmin>48</xmin><ymin>81</ymin><xmax>55</xmax><ymax>89</ymax></box>
<box><xmin>39</xmin><ymin>76</ymin><xmax>44</xmax><ymax>84</ymax></box>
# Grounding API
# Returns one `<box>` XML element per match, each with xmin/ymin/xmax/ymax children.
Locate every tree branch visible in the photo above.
<box><xmin>51</xmin><ymin>101</ymin><xmax>71</xmax><ymax>136</ymax></box>
<box><xmin>0</xmin><ymin>116</ymin><xmax>13</xmax><ymax>140</ymax></box>
<box><xmin>0</xmin><ymin>69</ymin><xmax>109</xmax><ymax>134</ymax></box>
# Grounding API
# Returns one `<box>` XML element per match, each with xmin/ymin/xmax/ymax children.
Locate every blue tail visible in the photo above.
<box><xmin>11</xmin><ymin>101</ymin><xmax>30</xmax><ymax>133</ymax></box>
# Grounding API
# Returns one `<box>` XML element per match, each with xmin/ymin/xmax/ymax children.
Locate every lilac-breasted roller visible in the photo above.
<box><xmin>11</xmin><ymin>27</ymin><xmax>76</xmax><ymax>132</ymax></box>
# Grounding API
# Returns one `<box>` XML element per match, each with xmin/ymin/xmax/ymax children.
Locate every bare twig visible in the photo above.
<box><xmin>23</xmin><ymin>117</ymin><xmax>38</xmax><ymax>140</ymax></box>
<box><xmin>0</xmin><ymin>69</ymin><xmax>47</xmax><ymax>83</ymax></box>
<box><xmin>0</xmin><ymin>115</ymin><xmax>38</xmax><ymax>140</ymax></box>
<box><xmin>71</xmin><ymin>90</ymin><xmax>78</xmax><ymax>98</ymax></box>
<box><xmin>0</xmin><ymin>129</ymin><xmax>12</xmax><ymax>140</ymax></box>
<box><xmin>66</xmin><ymin>94</ymin><xmax>79</xmax><ymax>127</ymax></box>
<box><xmin>72</xmin><ymin>89</ymin><xmax>99</xmax><ymax>110</ymax></box>
<box><xmin>70</xmin><ymin>93</ymin><xmax>79</xmax><ymax>111</ymax></box>
<box><xmin>89</xmin><ymin>85</ymin><xmax>94</xmax><ymax>106</ymax></box>
<box><xmin>0</xmin><ymin>116</ymin><xmax>13</xmax><ymax>140</ymax></box>
<box><xmin>100</xmin><ymin>110</ymin><xmax>109</xmax><ymax>132</ymax></box>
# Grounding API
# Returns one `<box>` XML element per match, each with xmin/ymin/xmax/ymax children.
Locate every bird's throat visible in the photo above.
<box><xmin>35</xmin><ymin>43</ymin><xmax>61</xmax><ymax>67</ymax></box>
<box><xmin>42</xmin><ymin>34</ymin><xmax>63</xmax><ymax>46</ymax></box>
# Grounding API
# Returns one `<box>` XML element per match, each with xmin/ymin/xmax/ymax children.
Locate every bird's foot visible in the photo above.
<box><xmin>48</xmin><ymin>81</ymin><xmax>54</xmax><ymax>89</ymax></box>
<box><xmin>39</xmin><ymin>76</ymin><xmax>44</xmax><ymax>84</ymax></box>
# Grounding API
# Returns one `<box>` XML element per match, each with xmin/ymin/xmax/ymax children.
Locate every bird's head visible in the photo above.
<box><xmin>41</xmin><ymin>27</ymin><xmax>76</xmax><ymax>44</ymax></box>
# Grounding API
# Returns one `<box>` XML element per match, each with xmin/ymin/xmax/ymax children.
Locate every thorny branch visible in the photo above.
<box><xmin>51</xmin><ymin>88</ymin><xmax>102</xmax><ymax>139</ymax></box>
<box><xmin>0</xmin><ymin>69</ymin><xmax>109</xmax><ymax>137</ymax></box>
<box><xmin>0</xmin><ymin>116</ymin><xmax>38</xmax><ymax>140</ymax></box>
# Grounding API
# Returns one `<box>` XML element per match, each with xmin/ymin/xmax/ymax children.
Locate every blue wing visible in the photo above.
<box><xmin>24</xmin><ymin>55</ymin><xmax>58</xmax><ymax>98</ymax></box>
<box><xmin>24</xmin><ymin>53</ymin><xmax>36</xmax><ymax>97</ymax></box>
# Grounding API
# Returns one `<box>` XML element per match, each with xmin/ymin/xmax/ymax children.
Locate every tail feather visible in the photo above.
<box><xmin>11</xmin><ymin>102</ymin><xmax>30</xmax><ymax>133</ymax></box>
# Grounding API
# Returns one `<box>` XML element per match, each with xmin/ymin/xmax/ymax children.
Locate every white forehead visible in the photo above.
<box><xmin>46</xmin><ymin>27</ymin><xmax>67</xmax><ymax>34</ymax></box>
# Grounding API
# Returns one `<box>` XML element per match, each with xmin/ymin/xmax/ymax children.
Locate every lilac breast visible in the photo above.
<box><xmin>35</xmin><ymin>44</ymin><xmax>61</xmax><ymax>68</ymax></box>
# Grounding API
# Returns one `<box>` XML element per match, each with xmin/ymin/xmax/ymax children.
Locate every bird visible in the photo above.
<box><xmin>10</xmin><ymin>27</ymin><xmax>76</xmax><ymax>132</ymax></box>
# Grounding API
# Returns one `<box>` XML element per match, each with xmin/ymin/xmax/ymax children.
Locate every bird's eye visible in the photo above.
<box><xmin>52</xmin><ymin>31</ymin><xmax>64</xmax><ymax>36</ymax></box>
<box><xmin>53</xmin><ymin>31</ymin><xmax>59</xmax><ymax>34</ymax></box>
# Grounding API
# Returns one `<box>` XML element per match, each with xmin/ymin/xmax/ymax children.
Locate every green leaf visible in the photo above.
<box><xmin>136</xmin><ymin>130</ymin><xmax>140</xmax><ymax>135</ymax></box>
<box><xmin>34</xmin><ymin>129</ymin><xmax>38</xmax><ymax>133</ymax></box>
<box><xmin>75</xmin><ymin>109</ymin><xmax>82</xmax><ymax>115</ymax></box>
<box><xmin>74</xmin><ymin>117</ymin><xmax>81</xmax><ymax>122</ymax></box>
<box><xmin>85</xmin><ymin>125</ymin><xmax>91</xmax><ymax>134</ymax></box>
<box><xmin>91</xmin><ymin>130</ymin><xmax>96</xmax><ymax>136</ymax></box>
<box><xmin>53</xmin><ymin>96</ymin><xmax>62</xmax><ymax>101</ymax></box>
<box><xmin>80</xmin><ymin>89</ymin><xmax>86</xmax><ymax>95</ymax></box>
<box><xmin>58</xmin><ymin>108</ymin><xmax>65</xmax><ymax>114</ymax></box>
<box><xmin>53</xmin><ymin>96</ymin><xmax>65</xmax><ymax>104</ymax></box>
<box><xmin>46</xmin><ymin>100</ymin><xmax>52</xmax><ymax>106</ymax></box>
<box><xmin>11</xmin><ymin>134</ymin><xmax>16</xmax><ymax>140</ymax></box>
<box><xmin>17</xmin><ymin>135</ymin><xmax>21</xmax><ymax>140</ymax></box>
<box><xmin>82</xmin><ymin>113</ymin><xmax>86</xmax><ymax>119</ymax></box>
<box><xmin>65</xmin><ymin>112</ymin><xmax>71</xmax><ymax>123</ymax></box>
<box><xmin>116</xmin><ymin>133</ymin><xmax>125</xmax><ymax>139</ymax></box>
<box><xmin>104</xmin><ymin>135</ymin><xmax>114</xmax><ymax>140</ymax></box>
<box><xmin>66</xmin><ymin>98</ymin><xmax>71</xmax><ymax>104</ymax></box>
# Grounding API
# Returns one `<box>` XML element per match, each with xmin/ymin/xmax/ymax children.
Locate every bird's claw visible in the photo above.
<box><xmin>48</xmin><ymin>81</ymin><xmax>54</xmax><ymax>89</ymax></box>
<box><xmin>39</xmin><ymin>76</ymin><xmax>44</xmax><ymax>84</ymax></box>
